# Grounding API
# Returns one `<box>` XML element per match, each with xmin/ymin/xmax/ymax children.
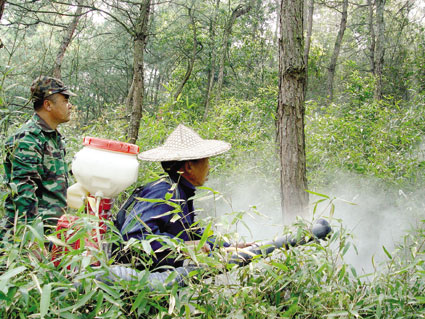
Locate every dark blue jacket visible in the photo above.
<box><xmin>120</xmin><ymin>174</ymin><xmax>208</xmax><ymax>268</ymax></box>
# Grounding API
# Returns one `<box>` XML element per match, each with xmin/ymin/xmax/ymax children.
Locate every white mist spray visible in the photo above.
<box><xmin>197</xmin><ymin>170</ymin><xmax>422</xmax><ymax>275</ymax></box>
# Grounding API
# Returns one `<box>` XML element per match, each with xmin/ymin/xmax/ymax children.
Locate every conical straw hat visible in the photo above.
<box><xmin>138</xmin><ymin>124</ymin><xmax>231</xmax><ymax>161</ymax></box>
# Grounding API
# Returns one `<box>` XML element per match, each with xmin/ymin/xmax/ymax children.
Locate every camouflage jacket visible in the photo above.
<box><xmin>3</xmin><ymin>113</ymin><xmax>68</xmax><ymax>226</ymax></box>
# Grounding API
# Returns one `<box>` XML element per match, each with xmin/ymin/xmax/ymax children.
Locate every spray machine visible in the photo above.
<box><xmin>53</xmin><ymin>137</ymin><xmax>332</xmax><ymax>288</ymax></box>
<box><xmin>51</xmin><ymin>137</ymin><xmax>140</xmax><ymax>266</ymax></box>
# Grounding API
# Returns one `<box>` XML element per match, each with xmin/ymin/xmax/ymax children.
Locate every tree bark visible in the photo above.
<box><xmin>52</xmin><ymin>1</ymin><xmax>83</xmax><ymax>79</ymax></box>
<box><xmin>173</xmin><ymin>8</ymin><xmax>198</xmax><ymax>101</ymax></box>
<box><xmin>326</xmin><ymin>0</ymin><xmax>348</xmax><ymax>102</ymax></box>
<box><xmin>304</xmin><ymin>0</ymin><xmax>314</xmax><ymax>65</ymax></box>
<box><xmin>367</xmin><ymin>0</ymin><xmax>376</xmax><ymax>74</ymax></box>
<box><xmin>374</xmin><ymin>0</ymin><xmax>385</xmax><ymax>100</ymax></box>
<box><xmin>0</xmin><ymin>0</ymin><xmax>5</xmax><ymax>20</ymax></box>
<box><xmin>216</xmin><ymin>3</ymin><xmax>252</xmax><ymax>102</ymax></box>
<box><xmin>0</xmin><ymin>0</ymin><xmax>5</xmax><ymax>49</ymax></box>
<box><xmin>304</xmin><ymin>0</ymin><xmax>314</xmax><ymax>94</ymax></box>
<box><xmin>277</xmin><ymin>0</ymin><xmax>308</xmax><ymax>222</ymax></box>
<box><xmin>127</xmin><ymin>0</ymin><xmax>151</xmax><ymax>144</ymax></box>
<box><xmin>203</xmin><ymin>0</ymin><xmax>220</xmax><ymax>119</ymax></box>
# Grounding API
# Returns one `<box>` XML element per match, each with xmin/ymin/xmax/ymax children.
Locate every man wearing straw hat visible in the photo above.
<box><xmin>118</xmin><ymin>124</ymin><xmax>250</xmax><ymax>270</ymax></box>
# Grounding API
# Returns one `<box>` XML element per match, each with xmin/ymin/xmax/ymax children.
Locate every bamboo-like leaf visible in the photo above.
<box><xmin>382</xmin><ymin>245</ymin><xmax>393</xmax><ymax>260</ymax></box>
<box><xmin>58</xmin><ymin>290</ymin><xmax>96</xmax><ymax>313</ymax></box>
<box><xmin>0</xmin><ymin>266</ymin><xmax>26</xmax><ymax>282</ymax></box>
<box><xmin>40</xmin><ymin>283</ymin><xmax>52</xmax><ymax>319</ymax></box>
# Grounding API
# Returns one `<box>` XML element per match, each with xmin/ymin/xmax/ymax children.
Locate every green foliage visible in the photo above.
<box><xmin>1</xmin><ymin>204</ymin><xmax>424</xmax><ymax>318</ymax></box>
<box><xmin>1</xmin><ymin>0</ymin><xmax>424</xmax><ymax>316</ymax></box>
<box><xmin>306</xmin><ymin>95</ymin><xmax>425</xmax><ymax>191</ymax></box>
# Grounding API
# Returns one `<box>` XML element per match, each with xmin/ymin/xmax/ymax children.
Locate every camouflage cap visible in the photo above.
<box><xmin>30</xmin><ymin>76</ymin><xmax>77</xmax><ymax>101</ymax></box>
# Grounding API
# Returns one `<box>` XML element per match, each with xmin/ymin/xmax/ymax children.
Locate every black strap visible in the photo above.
<box><xmin>114</xmin><ymin>185</ymin><xmax>145</xmax><ymax>231</ymax></box>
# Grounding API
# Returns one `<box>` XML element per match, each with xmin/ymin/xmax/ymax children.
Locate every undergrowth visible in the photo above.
<box><xmin>0</xmin><ymin>88</ymin><xmax>424</xmax><ymax>317</ymax></box>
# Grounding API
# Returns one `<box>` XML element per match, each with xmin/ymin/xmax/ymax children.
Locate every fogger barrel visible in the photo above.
<box><xmin>53</xmin><ymin>137</ymin><xmax>140</xmax><ymax>267</ymax></box>
<box><xmin>68</xmin><ymin>137</ymin><xmax>140</xmax><ymax>208</ymax></box>
<box><xmin>229</xmin><ymin>219</ymin><xmax>332</xmax><ymax>267</ymax></box>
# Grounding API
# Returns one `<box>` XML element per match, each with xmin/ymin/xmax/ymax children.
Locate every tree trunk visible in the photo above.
<box><xmin>374</xmin><ymin>0</ymin><xmax>385</xmax><ymax>100</ymax></box>
<box><xmin>216</xmin><ymin>3</ymin><xmax>252</xmax><ymax>102</ymax></box>
<box><xmin>326</xmin><ymin>0</ymin><xmax>348</xmax><ymax>102</ymax></box>
<box><xmin>153</xmin><ymin>73</ymin><xmax>161</xmax><ymax>107</ymax></box>
<box><xmin>277</xmin><ymin>0</ymin><xmax>308</xmax><ymax>222</ymax></box>
<box><xmin>127</xmin><ymin>0</ymin><xmax>151</xmax><ymax>144</ymax></box>
<box><xmin>304</xmin><ymin>0</ymin><xmax>314</xmax><ymax>94</ymax></box>
<box><xmin>173</xmin><ymin>8</ymin><xmax>198</xmax><ymax>101</ymax></box>
<box><xmin>203</xmin><ymin>0</ymin><xmax>220</xmax><ymax>120</ymax></box>
<box><xmin>0</xmin><ymin>0</ymin><xmax>5</xmax><ymax>49</ymax></box>
<box><xmin>274</xmin><ymin>0</ymin><xmax>280</xmax><ymax>45</ymax></box>
<box><xmin>367</xmin><ymin>0</ymin><xmax>376</xmax><ymax>74</ymax></box>
<box><xmin>304</xmin><ymin>0</ymin><xmax>314</xmax><ymax>65</ymax></box>
<box><xmin>52</xmin><ymin>1</ymin><xmax>83</xmax><ymax>79</ymax></box>
<box><xmin>0</xmin><ymin>0</ymin><xmax>5</xmax><ymax>20</ymax></box>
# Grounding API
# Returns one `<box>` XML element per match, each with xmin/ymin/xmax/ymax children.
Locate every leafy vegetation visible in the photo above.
<box><xmin>1</xmin><ymin>0</ymin><xmax>424</xmax><ymax>317</ymax></box>
<box><xmin>1</xmin><ymin>90</ymin><xmax>424</xmax><ymax>317</ymax></box>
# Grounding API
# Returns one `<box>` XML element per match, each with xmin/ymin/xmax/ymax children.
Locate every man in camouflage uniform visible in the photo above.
<box><xmin>3</xmin><ymin>76</ymin><xmax>76</xmax><ymax>232</ymax></box>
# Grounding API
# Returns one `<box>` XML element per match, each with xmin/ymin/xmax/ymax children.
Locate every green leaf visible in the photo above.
<box><xmin>0</xmin><ymin>266</ymin><xmax>26</xmax><ymax>282</ymax></box>
<box><xmin>305</xmin><ymin>189</ymin><xmax>330</xmax><ymax>199</ymax></box>
<box><xmin>59</xmin><ymin>290</ymin><xmax>96</xmax><ymax>313</ymax></box>
<box><xmin>197</xmin><ymin>222</ymin><xmax>212</xmax><ymax>251</ymax></box>
<box><xmin>382</xmin><ymin>245</ymin><xmax>393</xmax><ymax>260</ymax></box>
<box><xmin>142</xmin><ymin>240</ymin><xmax>152</xmax><ymax>255</ymax></box>
<box><xmin>326</xmin><ymin>311</ymin><xmax>349</xmax><ymax>317</ymax></box>
<box><xmin>40</xmin><ymin>283</ymin><xmax>52</xmax><ymax>318</ymax></box>
<box><xmin>415</xmin><ymin>296</ymin><xmax>425</xmax><ymax>304</ymax></box>
<box><xmin>131</xmin><ymin>291</ymin><xmax>148</xmax><ymax>313</ymax></box>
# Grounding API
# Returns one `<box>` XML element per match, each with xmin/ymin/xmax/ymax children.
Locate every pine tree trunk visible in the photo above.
<box><xmin>368</xmin><ymin>0</ymin><xmax>376</xmax><ymax>74</ymax></box>
<box><xmin>277</xmin><ymin>0</ymin><xmax>308</xmax><ymax>222</ymax></box>
<box><xmin>174</xmin><ymin>8</ymin><xmax>198</xmax><ymax>101</ymax></box>
<box><xmin>216</xmin><ymin>3</ymin><xmax>252</xmax><ymax>102</ymax></box>
<box><xmin>326</xmin><ymin>0</ymin><xmax>348</xmax><ymax>102</ymax></box>
<box><xmin>52</xmin><ymin>1</ymin><xmax>83</xmax><ymax>79</ymax></box>
<box><xmin>127</xmin><ymin>0</ymin><xmax>151</xmax><ymax>144</ymax></box>
<box><xmin>304</xmin><ymin>0</ymin><xmax>314</xmax><ymax>94</ymax></box>
<box><xmin>0</xmin><ymin>0</ymin><xmax>5</xmax><ymax>49</ymax></box>
<box><xmin>374</xmin><ymin>0</ymin><xmax>386</xmax><ymax>100</ymax></box>
<box><xmin>203</xmin><ymin>0</ymin><xmax>220</xmax><ymax>119</ymax></box>
<box><xmin>304</xmin><ymin>0</ymin><xmax>314</xmax><ymax>64</ymax></box>
<box><xmin>0</xmin><ymin>0</ymin><xmax>5</xmax><ymax>20</ymax></box>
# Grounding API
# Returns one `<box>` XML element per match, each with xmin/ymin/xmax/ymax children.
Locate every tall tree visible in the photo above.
<box><xmin>52</xmin><ymin>0</ymin><xmax>83</xmax><ymax>79</ymax></box>
<box><xmin>304</xmin><ymin>0</ymin><xmax>314</xmax><ymax>65</ymax></box>
<box><xmin>216</xmin><ymin>2</ymin><xmax>252</xmax><ymax>102</ymax></box>
<box><xmin>173</xmin><ymin>7</ymin><xmax>200</xmax><ymax>101</ymax></box>
<box><xmin>0</xmin><ymin>0</ymin><xmax>5</xmax><ymax>20</ymax></box>
<box><xmin>374</xmin><ymin>0</ymin><xmax>385</xmax><ymax>100</ymax></box>
<box><xmin>277</xmin><ymin>0</ymin><xmax>308</xmax><ymax>221</ymax></box>
<box><xmin>203</xmin><ymin>0</ymin><xmax>220</xmax><ymax>119</ymax></box>
<box><xmin>127</xmin><ymin>0</ymin><xmax>151</xmax><ymax>144</ymax></box>
<box><xmin>304</xmin><ymin>0</ymin><xmax>314</xmax><ymax>94</ymax></box>
<box><xmin>367</xmin><ymin>0</ymin><xmax>376</xmax><ymax>75</ymax></box>
<box><xmin>0</xmin><ymin>0</ymin><xmax>5</xmax><ymax>49</ymax></box>
<box><xmin>326</xmin><ymin>0</ymin><xmax>348</xmax><ymax>101</ymax></box>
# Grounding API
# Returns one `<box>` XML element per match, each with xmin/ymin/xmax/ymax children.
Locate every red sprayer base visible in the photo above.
<box><xmin>51</xmin><ymin>196</ymin><xmax>114</xmax><ymax>267</ymax></box>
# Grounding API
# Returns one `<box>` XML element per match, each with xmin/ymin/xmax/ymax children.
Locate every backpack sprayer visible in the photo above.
<box><xmin>51</xmin><ymin>137</ymin><xmax>139</xmax><ymax>267</ymax></box>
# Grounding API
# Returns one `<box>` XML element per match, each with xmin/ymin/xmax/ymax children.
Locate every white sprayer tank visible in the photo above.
<box><xmin>68</xmin><ymin>137</ymin><xmax>139</xmax><ymax>208</ymax></box>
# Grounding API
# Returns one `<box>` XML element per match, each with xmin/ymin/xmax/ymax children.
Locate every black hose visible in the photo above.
<box><xmin>229</xmin><ymin>219</ymin><xmax>332</xmax><ymax>267</ymax></box>
<box><xmin>97</xmin><ymin>219</ymin><xmax>332</xmax><ymax>287</ymax></box>
<box><xmin>95</xmin><ymin>265</ymin><xmax>199</xmax><ymax>290</ymax></box>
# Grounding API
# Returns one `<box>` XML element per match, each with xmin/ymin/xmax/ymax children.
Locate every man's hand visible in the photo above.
<box><xmin>234</xmin><ymin>242</ymin><xmax>257</xmax><ymax>249</ymax></box>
